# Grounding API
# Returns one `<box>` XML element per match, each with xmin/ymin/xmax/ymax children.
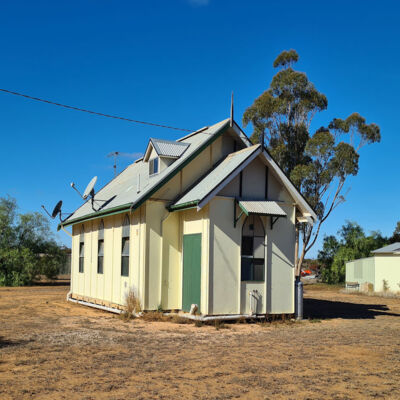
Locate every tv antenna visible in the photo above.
<box><xmin>41</xmin><ymin>200</ymin><xmax>70</xmax><ymax>222</ymax></box>
<box><xmin>107</xmin><ymin>152</ymin><xmax>120</xmax><ymax>177</ymax></box>
<box><xmin>71</xmin><ymin>176</ymin><xmax>98</xmax><ymax>211</ymax></box>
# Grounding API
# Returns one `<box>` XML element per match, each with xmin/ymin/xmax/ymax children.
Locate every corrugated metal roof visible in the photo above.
<box><xmin>372</xmin><ymin>243</ymin><xmax>400</xmax><ymax>254</ymax></box>
<box><xmin>62</xmin><ymin>118</ymin><xmax>230</xmax><ymax>225</ymax></box>
<box><xmin>171</xmin><ymin>145</ymin><xmax>261</xmax><ymax>208</ymax></box>
<box><xmin>239</xmin><ymin>200</ymin><xmax>287</xmax><ymax>216</ymax></box>
<box><xmin>150</xmin><ymin>138</ymin><xmax>189</xmax><ymax>158</ymax></box>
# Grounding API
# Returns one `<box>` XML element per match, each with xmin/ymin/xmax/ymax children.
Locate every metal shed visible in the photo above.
<box><xmin>346</xmin><ymin>243</ymin><xmax>400</xmax><ymax>292</ymax></box>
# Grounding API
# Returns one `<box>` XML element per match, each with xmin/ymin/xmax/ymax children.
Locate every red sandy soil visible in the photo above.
<box><xmin>1</xmin><ymin>284</ymin><xmax>400</xmax><ymax>399</ymax></box>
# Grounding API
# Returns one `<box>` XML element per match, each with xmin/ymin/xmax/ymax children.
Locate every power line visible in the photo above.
<box><xmin>0</xmin><ymin>88</ymin><xmax>193</xmax><ymax>132</ymax></box>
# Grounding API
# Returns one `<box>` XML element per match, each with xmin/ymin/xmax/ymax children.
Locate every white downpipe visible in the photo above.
<box><xmin>68</xmin><ymin>297</ymin><xmax>122</xmax><ymax>314</ymax></box>
<box><xmin>249</xmin><ymin>290</ymin><xmax>253</xmax><ymax>316</ymax></box>
<box><xmin>163</xmin><ymin>312</ymin><xmax>265</xmax><ymax>322</ymax></box>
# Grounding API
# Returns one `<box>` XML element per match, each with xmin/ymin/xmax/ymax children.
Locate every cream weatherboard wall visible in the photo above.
<box><xmin>208</xmin><ymin>197</ymin><xmax>296</xmax><ymax>315</ymax></box>
<box><xmin>71</xmin><ymin>208</ymin><xmax>145</xmax><ymax>308</ymax></box>
<box><xmin>207</xmin><ymin>154</ymin><xmax>297</xmax><ymax>316</ymax></box>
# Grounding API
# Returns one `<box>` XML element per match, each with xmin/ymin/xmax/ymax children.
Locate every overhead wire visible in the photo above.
<box><xmin>0</xmin><ymin>88</ymin><xmax>193</xmax><ymax>132</ymax></box>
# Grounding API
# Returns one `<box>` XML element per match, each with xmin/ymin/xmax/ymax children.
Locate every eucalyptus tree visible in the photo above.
<box><xmin>243</xmin><ymin>50</ymin><xmax>381</xmax><ymax>276</ymax></box>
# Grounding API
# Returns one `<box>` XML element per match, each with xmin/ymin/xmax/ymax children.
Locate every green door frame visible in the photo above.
<box><xmin>182</xmin><ymin>233</ymin><xmax>202</xmax><ymax>312</ymax></box>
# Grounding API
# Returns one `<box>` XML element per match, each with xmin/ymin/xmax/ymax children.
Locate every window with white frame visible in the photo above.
<box><xmin>149</xmin><ymin>157</ymin><xmax>159</xmax><ymax>175</ymax></box>
<box><xmin>121</xmin><ymin>215</ymin><xmax>130</xmax><ymax>277</ymax></box>
<box><xmin>79</xmin><ymin>225</ymin><xmax>85</xmax><ymax>273</ymax></box>
<box><xmin>97</xmin><ymin>219</ymin><xmax>104</xmax><ymax>274</ymax></box>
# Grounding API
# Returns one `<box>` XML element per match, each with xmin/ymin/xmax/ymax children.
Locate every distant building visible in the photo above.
<box><xmin>60</xmin><ymin>117</ymin><xmax>316</xmax><ymax>316</ymax></box>
<box><xmin>346</xmin><ymin>243</ymin><xmax>400</xmax><ymax>292</ymax></box>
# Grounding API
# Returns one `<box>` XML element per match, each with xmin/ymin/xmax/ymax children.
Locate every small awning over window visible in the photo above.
<box><xmin>238</xmin><ymin>200</ymin><xmax>287</xmax><ymax>217</ymax></box>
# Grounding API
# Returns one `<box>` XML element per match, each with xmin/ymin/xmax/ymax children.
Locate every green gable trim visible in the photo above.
<box><xmin>168</xmin><ymin>200</ymin><xmax>199</xmax><ymax>212</ymax></box>
<box><xmin>130</xmin><ymin>121</ymin><xmax>230</xmax><ymax>213</ymax></box>
<box><xmin>60</xmin><ymin>120</ymin><xmax>230</xmax><ymax>229</ymax></box>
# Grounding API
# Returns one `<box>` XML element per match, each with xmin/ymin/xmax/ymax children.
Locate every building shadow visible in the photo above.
<box><xmin>304</xmin><ymin>298</ymin><xmax>400</xmax><ymax>320</ymax></box>
<box><xmin>0</xmin><ymin>336</ymin><xmax>31</xmax><ymax>349</ymax></box>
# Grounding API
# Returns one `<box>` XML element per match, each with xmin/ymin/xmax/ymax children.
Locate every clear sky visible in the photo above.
<box><xmin>0</xmin><ymin>0</ymin><xmax>399</xmax><ymax>257</ymax></box>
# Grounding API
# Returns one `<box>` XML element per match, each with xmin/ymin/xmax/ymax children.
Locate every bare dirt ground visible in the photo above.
<box><xmin>1</xmin><ymin>284</ymin><xmax>400</xmax><ymax>400</ymax></box>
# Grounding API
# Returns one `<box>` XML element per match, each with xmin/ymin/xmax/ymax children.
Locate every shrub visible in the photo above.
<box><xmin>383</xmin><ymin>279</ymin><xmax>389</xmax><ymax>293</ymax></box>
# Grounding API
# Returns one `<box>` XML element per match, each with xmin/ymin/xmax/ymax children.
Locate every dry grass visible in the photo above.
<box><xmin>1</xmin><ymin>285</ymin><xmax>400</xmax><ymax>399</ymax></box>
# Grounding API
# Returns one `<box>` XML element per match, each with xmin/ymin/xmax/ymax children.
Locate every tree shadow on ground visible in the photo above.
<box><xmin>33</xmin><ymin>278</ymin><xmax>70</xmax><ymax>287</ymax></box>
<box><xmin>33</xmin><ymin>281</ymin><xmax>70</xmax><ymax>287</ymax></box>
<box><xmin>304</xmin><ymin>298</ymin><xmax>400</xmax><ymax>320</ymax></box>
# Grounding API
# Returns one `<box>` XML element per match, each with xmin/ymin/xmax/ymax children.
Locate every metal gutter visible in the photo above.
<box><xmin>58</xmin><ymin>203</ymin><xmax>132</xmax><ymax>230</ymax></box>
<box><xmin>168</xmin><ymin>200</ymin><xmax>199</xmax><ymax>212</ymax></box>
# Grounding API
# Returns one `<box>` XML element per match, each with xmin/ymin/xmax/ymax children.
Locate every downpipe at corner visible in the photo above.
<box><xmin>295</xmin><ymin>277</ymin><xmax>303</xmax><ymax>320</ymax></box>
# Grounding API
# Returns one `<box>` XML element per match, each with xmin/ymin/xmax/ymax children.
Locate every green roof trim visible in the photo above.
<box><xmin>168</xmin><ymin>200</ymin><xmax>199</xmax><ymax>212</ymax></box>
<box><xmin>58</xmin><ymin>203</ymin><xmax>132</xmax><ymax>230</ymax></box>
<box><xmin>130</xmin><ymin>121</ymin><xmax>230</xmax><ymax>213</ymax></box>
<box><xmin>238</xmin><ymin>201</ymin><xmax>249</xmax><ymax>216</ymax></box>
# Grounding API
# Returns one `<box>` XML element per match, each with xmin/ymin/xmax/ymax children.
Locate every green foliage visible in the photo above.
<box><xmin>0</xmin><ymin>196</ymin><xmax>66</xmax><ymax>286</ymax></box>
<box><xmin>318</xmin><ymin>221</ymin><xmax>388</xmax><ymax>284</ymax></box>
<box><xmin>388</xmin><ymin>221</ymin><xmax>400</xmax><ymax>244</ymax></box>
<box><xmin>272</xmin><ymin>49</ymin><xmax>299</xmax><ymax>69</ymax></box>
<box><xmin>243</xmin><ymin>49</ymin><xmax>381</xmax><ymax>271</ymax></box>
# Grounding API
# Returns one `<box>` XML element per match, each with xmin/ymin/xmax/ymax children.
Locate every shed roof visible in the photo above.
<box><xmin>372</xmin><ymin>243</ymin><xmax>400</xmax><ymax>254</ymax></box>
<box><xmin>170</xmin><ymin>145</ymin><xmax>261</xmax><ymax>210</ymax></box>
<box><xmin>238</xmin><ymin>200</ymin><xmax>287</xmax><ymax>217</ymax></box>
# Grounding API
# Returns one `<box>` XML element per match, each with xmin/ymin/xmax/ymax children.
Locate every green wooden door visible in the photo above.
<box><xmin>182</xmin><ymin>234</ymin><xmax>202</xmax><ymax>312</ymax></box>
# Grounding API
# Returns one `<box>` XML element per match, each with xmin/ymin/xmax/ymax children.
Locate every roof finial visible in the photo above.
<box><xmin>230</xmin><ymin>91</ymin><xmax>234</xmax><ymax>127</ymax></box>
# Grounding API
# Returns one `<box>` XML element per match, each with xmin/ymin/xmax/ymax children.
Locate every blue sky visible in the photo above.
<box><xmin>0</xmin><ymin>0</ymin><xmax>399</xmax><ymax>256</ymax></box>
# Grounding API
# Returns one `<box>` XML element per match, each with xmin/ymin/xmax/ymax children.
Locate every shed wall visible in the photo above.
<box><xmin>374</xmin><ymin>255</ymin><xmax>400</xmax><ymax>292</ymax></box>
<box><xmin>345</xmin><ymin>257</ymin><xmax>375</xmax><ymax>289</ymax></box>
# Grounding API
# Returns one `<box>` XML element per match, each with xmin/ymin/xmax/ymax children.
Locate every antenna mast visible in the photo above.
<box><xmin>230</xmin><ymin>91</ymin><xmax>234</xmax><ymax>127</ymax></box>
<box><xmin>107</xmin><ymin>151</ymin><xmax>120</xmax><ymax>177</ymax></box>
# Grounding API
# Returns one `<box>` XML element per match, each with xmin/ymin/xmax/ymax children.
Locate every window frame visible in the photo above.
<box><xmin>79</xmin><ymin>225</ymin><xmax>85</xmax><ymax>273</ymax></box>
<box><xmin>149</xmin><ymin>157</ymin><xmax>159</xmax><ymax>176</ymax></box>
<box><xmin>121</xmin><ymin>215</ymin><xmax>130</xmax><ymax>277</ymax></box>
<box><xmin>97</xmin><ymin>219</ymin><xmax>104</xmax><ymax>274</ymax></box>
<box><xmin>241</xmin><ymin>215</ymin><xmax>265</xmax><ymax>282</ymax></box>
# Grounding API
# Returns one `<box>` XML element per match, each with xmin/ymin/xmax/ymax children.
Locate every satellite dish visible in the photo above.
<box><xmin>83</xmin><ymin>176</ymin><xmax>97</xmax><ymax>200</ymax></box>
<box><xmin>52</xmin><ymin>200</ymin><xmax>63</xmax><ymax>218</ymax></box>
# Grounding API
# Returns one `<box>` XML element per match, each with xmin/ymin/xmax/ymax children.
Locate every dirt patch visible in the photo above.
<box><xmin>1</xmin><ymin>285</ymin><xmax>400</xmax><ymax>399</ymax></box>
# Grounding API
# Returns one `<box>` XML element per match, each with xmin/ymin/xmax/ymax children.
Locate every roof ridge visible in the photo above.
<box><xmin>151</xmin><ymin>137</ymin><xmax>189</xmax><ymax>146</ymax></box>
<box><xmin>226</xmin><ymin>143</ymin><xmax>260</xmax><ymax>159</ymax></box>
<box><xmin>177</xmin><ymin>118</ymin><xmax>230</xmax><ymax>142</ymax></box>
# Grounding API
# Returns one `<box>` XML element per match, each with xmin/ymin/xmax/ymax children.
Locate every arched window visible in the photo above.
<box><xmin>79</xmin><ymin>225</ymin><xmax>85</xmax><ymax>273</ymax></box>
<box><xmin>97</xmin><ymin>220</ymin><xmax>104</xmax><ymax>274</ymax></box>
<box><xmin>241</xmin><ymin>215</ymin><xmax>265</xmax><ymax>281</ymax></box>
<box><xmin>121</xmin><ymin>215</ymin><xmax>130</xmax><ymax>277</ymax></box>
